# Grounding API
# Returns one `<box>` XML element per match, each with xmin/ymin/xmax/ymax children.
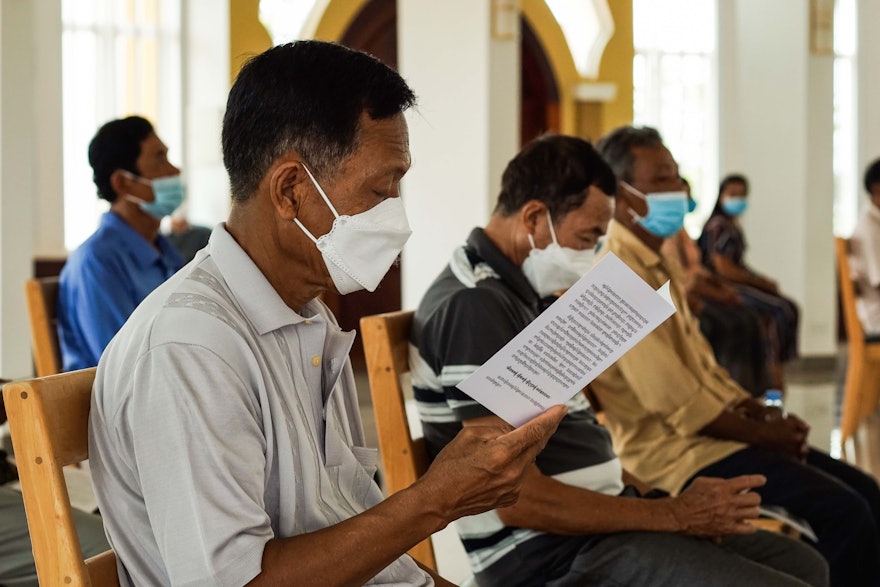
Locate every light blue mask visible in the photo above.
<box><xmin>124</xmin><ymin>172</ymin><xmax>185</xmax><ymax>219</ymax></box>
<box><xmin>688</xmin><ymin>198</ymin><xmax>697</xmax><ymax>213</ymax></box>
<box><xmin>722</xmin><ymin>197</ymin><xmax>748</xmax><ymax>217</ymax></box>
<box><xmin>621</xmin><ymin>182</ymin><xmax>688</xmax><ymax>238</ymax></box>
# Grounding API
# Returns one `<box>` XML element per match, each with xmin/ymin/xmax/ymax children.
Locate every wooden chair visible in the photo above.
<box><xmin>2</xmin><ymin>368</ymin><xmax>119</xmax><ymax>586</ymax></box>
<box><xmin>360</xmin><ymin>310</ymin><xmax>436</xmax><ymax>570</ymax></box>
<box><xmin>24</xmin><ymin>276</ymin><xmax>63</xmax><ymax>376</ymax></box>
<box><xmin>835</xmin><ymin>237</ymin><xmax>880</xmax><ymax>464</ymax></box>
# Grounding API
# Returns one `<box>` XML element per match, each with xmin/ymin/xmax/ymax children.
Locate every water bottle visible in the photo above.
<box><xmin>764</xmin><ymin>389</ymin><xmax>784</xmax><ymax>409</ymax></box>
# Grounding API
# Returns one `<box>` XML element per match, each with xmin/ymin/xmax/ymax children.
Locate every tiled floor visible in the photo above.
<box><xmin>355</xmin><ymin>359</ymin><xmax>849</xmax><ymax>581</ymax></box>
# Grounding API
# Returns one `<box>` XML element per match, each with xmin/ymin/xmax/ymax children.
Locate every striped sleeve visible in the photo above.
<box><xmin>418</xmin><ymin>287</ymin><xmax>526</xmax><ymax>421</ymax></box>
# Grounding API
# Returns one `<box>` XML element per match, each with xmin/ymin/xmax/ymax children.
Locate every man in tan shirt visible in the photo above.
<box><xmin>592</xmin><ymin>125</ymin><xmax>880</xmax><ymax>587</ymax></box>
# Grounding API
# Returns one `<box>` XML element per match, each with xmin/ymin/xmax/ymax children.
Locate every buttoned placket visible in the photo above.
<box><xmin>281</xmin><ymin>314</ymin><xmax>328</xmax><ymax>454</ymax></box>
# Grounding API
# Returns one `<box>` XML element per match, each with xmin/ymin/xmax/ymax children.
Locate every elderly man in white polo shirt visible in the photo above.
<box><xmin>88</xmin><ymin>41</ymin><xmax>565</xmax><ymax>587</ymax></box>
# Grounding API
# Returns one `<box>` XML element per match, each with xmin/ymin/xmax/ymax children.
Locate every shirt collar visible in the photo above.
<box><xmin>867</xmin><ymin>202</ymin><xmax>880</xmax><ymax>223</ymax></box>
<box><xmin>102</xmin><ymin>211</ymin><xmax>183</xmax><ymax>271</ymax></box>
<box><xmin>465</xmin><ymin>227</ymin><xmax>543</xmax><ymax>309</ymax></box>
<box><xmin>606</xmin><ymin>219</ymin><xmax>663</xmax><ymax>269</ymax></box>
<box><xmin>207</xmin><ymin>224</ymin><xmax>310</xmax><ymax>335</ymax></box>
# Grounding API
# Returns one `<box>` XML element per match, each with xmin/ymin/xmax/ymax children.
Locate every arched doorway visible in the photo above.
<box><xmin>520</xmin><ymin>17</ymin><xmax>561</xmax><ymax>145</ymax></box>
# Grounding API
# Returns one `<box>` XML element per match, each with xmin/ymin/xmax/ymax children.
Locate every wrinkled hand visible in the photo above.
<box><xmin>757</xmin><ymin>415</ymin><xmax>809</xmax><ymax>460</ymax></box>
<box><xmin>670</xmin><ymin>475</ymin><xmax>765</xmax><ymax>537</ymax></box>
<box><xmin>417</xmin><ymin>405</ymin><xmax>567</xmax><ymax>522</ymax></box>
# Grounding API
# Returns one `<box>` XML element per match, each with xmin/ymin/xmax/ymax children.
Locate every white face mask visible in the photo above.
<box><xmin>521</xmin><ymin>210</ymin><xmax>596</xmax><ymax>297</ymax></box>
<box><xmin>294</xmin><ymin>164</ymin><xmax>412</xmax><ymax>295</ymax></box>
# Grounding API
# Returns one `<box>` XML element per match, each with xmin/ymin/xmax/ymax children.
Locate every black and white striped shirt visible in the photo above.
<box><xmin>411</xmin><ymin>228</ymin><xmax>624</xmax><ymax>577</ymax></box>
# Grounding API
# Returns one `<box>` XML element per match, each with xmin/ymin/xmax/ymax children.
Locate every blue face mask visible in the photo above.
<box><xmin>688</xmin><ymin>198</ymin><xmax>697</xmax><ymax>213</ymax></box>
<box><xmin>123</xmin><ymin>172</ymin><xmax>186</xmax><ymax>219</ymax></box>
<box><xmin>621</xmin><ymin>182</ymin><xmax>688</xmax><ymax>238</ymax></box>
<box><xmin>722</xmin><ymin>197</ymin><xmax>748</xmax><ymax>217</ymax></box>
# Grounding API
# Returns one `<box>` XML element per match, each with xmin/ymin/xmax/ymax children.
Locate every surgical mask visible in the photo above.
<box><xmin>688</xmin><ymin>198</ymin><xmax>697</xmax><ymax>213</ymax></box>
<box><xmin>521</xmin><ymin>210</ymin><xmax>596</xmax><ymax>298</ymax></box>
<box><xmin>621</xmin><ymin>181</ymin><xmax>688</xmax><ymax>238</ymax></box>
<box><xmin>122</xmin><ymin>171</ymin><xmax>186</xmax><ymax>219</ymax></box>
<box><xmin>294</xmin><ymin>164</ymin><xmax>412</xmax><ymax>295</ymax></box>
<box><xmin>722</xmin><ymin>197</ymin><xmax>748</xmax><ymax>217</ymax></box>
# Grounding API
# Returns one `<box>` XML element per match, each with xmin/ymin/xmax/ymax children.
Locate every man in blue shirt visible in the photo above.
<box><xmin>58</xmin><ymin>116</ymin><xmax>184</xmax><ymax>371</ymax></box>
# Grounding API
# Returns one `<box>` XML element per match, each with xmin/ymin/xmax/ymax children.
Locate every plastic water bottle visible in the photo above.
<box><xmin>764</xmin><ymin>389</ymin><xmax>784</xmax><ymax>409</ymax></box>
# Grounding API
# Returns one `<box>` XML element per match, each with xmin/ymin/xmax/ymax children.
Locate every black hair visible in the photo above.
<box><xmin>711</xmin><ymin>173</ymin><xmax>750</xmax><ymax>217</ymax></box>
<box><xmin>864</xmin><ymin>158</ymin><xmax>880</xmax><ymax>195</ymax></box>
<box><xmin>494</xmin><ymin>135</ymin><xmax>617</xmax><ymax>222</ymax></box>
<box><xmin>88</xmin><ymin>116</ymin><xmax>154</xmax><ymax>202</ymax></box>
<box><xmin>594</xmin><ymin>125</ymin><xmax>664</xmax><ymax>184</ymax></box>
<box><xmin>222</xmin><ymin>40</ymin><xmax>417</xmax><ymax>201</ymax></box>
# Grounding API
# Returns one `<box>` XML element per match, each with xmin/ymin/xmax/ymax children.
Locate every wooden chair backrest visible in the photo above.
<box><xmin>2</xmin><ymin>368</ymin><xmax>119</xmax><ymax>586</ymax></box>
<box><xmin>834</xmin><ymin>236</ymin><xmax>880</xmax><ymax>450</ymax></box>
<box><xmin>24</xmin><ymin>277</ymin><xmax>63</xmax><ymax>376</ymax></box>
<box><xmin>360</xmin><ymin>310</ymin><xmax>436</xmax><ymax>570</ymax></box>
<box><xmin>836</xmin><ymin>238</ymin><xmax>866</xmax><ymax>351</ymax></box>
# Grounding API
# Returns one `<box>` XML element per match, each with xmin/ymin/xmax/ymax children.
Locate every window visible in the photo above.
<box><xmin>62</xmin><ymin>0</ymin><xmax>182</xmax><ymax>250</ymax></box>
<box><xmin>833</xmin><ymin>0</ymin><xmax>858</xmax><ymax>237</ymax></box>
<box><xmin>633</xmin><ymin>0</ymin><xmax>717</xmax><ymax>236</ymax></box>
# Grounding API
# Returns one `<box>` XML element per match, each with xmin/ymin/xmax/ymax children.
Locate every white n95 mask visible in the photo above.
<box><xmin>521</xmin><ymin>210</ymin><xmax>596</xmax><ymax>297</ymax></box>
<box><xmin>295</xmin><ymin>164</ymin><xmax>412</xmax><ymax>295</ymax></box>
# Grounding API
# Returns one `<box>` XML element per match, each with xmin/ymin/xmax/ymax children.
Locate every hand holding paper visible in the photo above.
<box><xmin>456</xmin><ymin>253</ymin><xmax>676</xmax><ymax>426</ymax></box>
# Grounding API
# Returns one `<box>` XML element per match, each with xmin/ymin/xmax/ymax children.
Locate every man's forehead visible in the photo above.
<box><xmin>140</xmin><ymin>133</ymin><xmax>166</xmax><ymax>152</ymax></box>
<box><xmin>633</xmin><ymin>144</ymin><xmax>672</xmax><ymax>165</ymax></box>
<box><xmin>356</xmin><ymin>113</ymin><xmax>411</xmax><ymax>173</ymax></box>
<box><xmin>562</xmin><ymin>187</ymin><xmax>614</xmax><ymax>224</ymax></box>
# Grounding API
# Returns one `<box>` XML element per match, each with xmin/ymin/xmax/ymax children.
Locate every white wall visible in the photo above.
<box><xmin>182</xmin><ymin>0</ymin><xmax>231</xmax><ymax>228</ymax></box>
<box><xmin>717</xmin><ymin>0</ymin><xmax>836</xmax><ymax>356</ymax></box>
<box><xmin>397</xmin><ymin>0</ymin><xmax>520</xmax><ymax>310</ymax></box>
<box><xmin>32</xmin><ymin>0</ymin><xmax>65</xmax><ymax>257</ymax></box>
<box><xmin>0</xmin><ymin>0</ymin><xmax>64</xmax><ymax>378</ymax></box>
<box><xmin>858</xmin><ymin>0</ymin><xmax>880</xmax><ymax>208</ymax></box>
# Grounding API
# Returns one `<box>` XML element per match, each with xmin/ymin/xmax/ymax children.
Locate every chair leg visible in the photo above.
<box><xmin>842</xmin><ymin>434</ymin><xmax>855</xmax><ymax>463</ymax></box>
<box><xmin>840</xmin><ymin>359</ymin><xmax>865</xmax><ymax>449</ymax></box>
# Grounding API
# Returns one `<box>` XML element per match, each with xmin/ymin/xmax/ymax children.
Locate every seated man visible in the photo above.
<box><xmin>411</xmin><ymin>134</ymin><xmax>827</xmax><ymax>587</ymax></box>
<box><xmin>592</xmin><ymin>125</ymin><xmax>880</xmax><ymax>586</ymax></box>
<box><xmin>58</xmin><ymin>116</ymin><xmax>185</xmax><ymax>371</ymax></box>
<box><xmin>89</xmin><ymin>41</ymin><xmax>563</xmax><ymax>587</ymax></box>
<box><xmin>850</xmin><ymin>157</ymin><xmax>880</xmax><ymax>336</ymax></box>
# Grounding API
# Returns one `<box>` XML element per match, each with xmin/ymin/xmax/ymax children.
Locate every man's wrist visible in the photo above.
<box><xmin>656</xmin><ymin>497</ymin><xmax>687</xmax><ymax>533</ymax></box>
<box><xmin>398</xmin><ymin>478</ymin><xmax>453</xmax><ymax>535</ymax></box>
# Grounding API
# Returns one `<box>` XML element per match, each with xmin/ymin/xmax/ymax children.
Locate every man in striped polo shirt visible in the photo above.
<box><xmin>411</xmin><ymin>135</ymin><xmax>827</xmax><ymax>587</ymax></box>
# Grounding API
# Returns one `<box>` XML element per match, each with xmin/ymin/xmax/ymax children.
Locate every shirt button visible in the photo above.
<box><xmin>311</xmin><ymin>355</ymin><xmax>321</xmax><ymax>367</ymax></box>
<box><xmin>304</xmin><ymin>319</ymin><xmax>313</xmax><ymax>325</ymax></box>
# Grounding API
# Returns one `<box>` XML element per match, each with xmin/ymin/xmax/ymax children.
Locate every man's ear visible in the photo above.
<box><xmin>519</xmin><ymin>200</ymin><xmax>548</xmax><ymax>235</ymax></box>
<box><xmin>871</xmin><ymin>185</ymin><xmax>880</xmax><ymax>207</ymax></box>
<box><xmin>109</xmin><ymin>169</ymin><xmax>133</xmax><ymax>200</ymax></box>
<box><xmin>617</xmin><ymin>181</ymin><xmax>649</xmax><ymax>217</ymax></box>
<box><xmin>268</xmin><ymin>159</ymin><xmax>311</xmax><ymax>221</ymax></box>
